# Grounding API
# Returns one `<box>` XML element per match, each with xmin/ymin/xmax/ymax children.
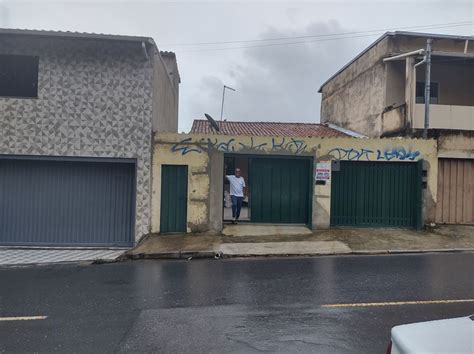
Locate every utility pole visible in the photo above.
<box><xmin>220</xmin><ymin>85</ymin><xmax>236</xmax><ymax>127</ymax></box>
<box><xmin>423</xmin><ymin>38</ymin><xmax>433</xmax><ymax>139</ymax></box>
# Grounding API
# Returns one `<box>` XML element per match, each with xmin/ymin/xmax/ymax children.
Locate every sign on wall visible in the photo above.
<box><xmin>315</xmin><ymin>163</ymin><xmax>330</xmax><ymax>181</ymax></box>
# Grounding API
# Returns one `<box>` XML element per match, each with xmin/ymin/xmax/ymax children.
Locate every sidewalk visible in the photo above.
<box><xmin>0</xmin><ymin>248</ymin><xmax>126</xmax><ymax>267</ymax></box>
<box><xmin>126</xmin><ymin>225</ymin><xmax>474</xmax><ymax>259</ymax></box>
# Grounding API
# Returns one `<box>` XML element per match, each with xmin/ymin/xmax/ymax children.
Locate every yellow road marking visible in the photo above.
<box><xmin>0</xmin><ymin>316</ymin><xmax>47</xmax><ymax>321</ymax></box>
<box><xmin>322</xmin><ymin>299</ymin><xmax>474</xmax><ymax>308</ymax></box>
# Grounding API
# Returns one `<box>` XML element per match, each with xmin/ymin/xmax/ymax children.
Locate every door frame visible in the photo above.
<box><xmin>223</xmin><ymin>153</ymin><xmax>313</xmax><ymax>227</ymax></box>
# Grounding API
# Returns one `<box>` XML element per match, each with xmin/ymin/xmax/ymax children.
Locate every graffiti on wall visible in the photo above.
<box><xmin>328</xmin><ymin>147</ymin><xmax>421</xmax><ymax>161</ymax></box>
<box><xmin>270</xmin><ymin>138</ymin><xmax>307</xmax><ymax>154</ymax></box>
<box><xmin>170</xmin><ymin>137</ymin><xmax>422</xmax><ymax>161</ymax></box>
<box><xmin>238</xmin><ymin>137</ymin><xmax>268</xmax><ymax>151</ymax></box>
<box><xmin>170</xmin><ymin>138</ymin><xmax>203</xmax><ymax>155</ymax></box>
<box><xmin>171</xmin><ymin>137</ymin><xmax>310</xmax><ymax>156</ymax></box>
<box><xmin>376</xmin><ymin>148</ymin><xmax>420</xmax><ymax>161</ymax></box>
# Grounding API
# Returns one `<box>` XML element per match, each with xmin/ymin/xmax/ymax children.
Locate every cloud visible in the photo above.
<box><xmin>186</xmin><ymin>20</ymin><xmax>368</xmax><ymax>129</ymax></box>
<box><xmin>0</xmin><ymin>2</ymin><xmax>9</xmax><ymax>27</ymax></box>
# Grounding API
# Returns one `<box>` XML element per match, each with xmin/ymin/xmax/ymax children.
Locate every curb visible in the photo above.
<box><xmin>124</xmin><ymin>248</ymin><xmax>474</xmax><ymax>260</ymax></box>
<box><xmin>351</xmin><ymin>248</ymin><xmax>474</xmax><ymax>255</ymax></box>
<box><xmin>125</xmin><ymin>250</ymin><xmax>221</xmax><ymax>260</ymax></box>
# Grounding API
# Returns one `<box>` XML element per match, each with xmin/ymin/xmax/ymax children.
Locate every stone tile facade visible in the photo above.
<box><xmin>0</xmin><ymin>36</ymin><xmax>155</xmax><ymax>240</ymax></box>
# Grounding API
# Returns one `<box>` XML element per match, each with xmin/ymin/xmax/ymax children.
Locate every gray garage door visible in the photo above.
<box><xmin>0</xmin><ymin>157</ymin><xmax>135</xmax><ymax>246</ymax></box>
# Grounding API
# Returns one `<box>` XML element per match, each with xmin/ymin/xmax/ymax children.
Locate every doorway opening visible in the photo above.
<box><xmin>224</xmin><ymin>155</ymin><xmax>250</xmax><ymax>222</ymax></box>
<box><xmin>223</xmin><ymin>154</ymin><xmax>313</xmax><ymax>225</ymax></box>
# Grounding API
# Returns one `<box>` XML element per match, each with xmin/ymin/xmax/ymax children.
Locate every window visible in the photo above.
<box><xmin>0</xmin><ymin>54</ymin><xmax>39</xmax><ymax>98</ymax></box>
<box><xmin>416</xmin><ymin>81</ymin><xmax>439</xmax><ymax>104</ymax></box>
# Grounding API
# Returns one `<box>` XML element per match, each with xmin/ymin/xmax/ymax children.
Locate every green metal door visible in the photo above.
<box><xmin>250</xmin><ymin>158</ymin><xmax>311</xmax><ymax>224</ymax></box>
<box><xmin>160</xmin><ymin>165</ymin><xmax>188</xmax><ymax>233</ymax></box>
<box><xmin>330</xmin><ymin>161</ymin><xmax>422</xmax><ymax>228</ymax></box>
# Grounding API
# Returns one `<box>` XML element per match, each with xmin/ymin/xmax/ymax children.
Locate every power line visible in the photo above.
<box><xmin>162</xmin><ymin>20</ymin><xmax>473</xmax><ymax>47</ymax></box>
<box><xmin>173</xmin><ymin>22</ymin><xmax>474</xmax><ymax>53</ymax></box>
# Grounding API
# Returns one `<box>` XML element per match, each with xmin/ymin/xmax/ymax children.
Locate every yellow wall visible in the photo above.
<box><xmin>152</xmin><ymin>141</ymin><xmax>209</xmax><ymax>233</ymax></box>
<box><xmin>152</xmin><ymin>133</ymin><xmax>438</xmax><ymax>233</ymax></box>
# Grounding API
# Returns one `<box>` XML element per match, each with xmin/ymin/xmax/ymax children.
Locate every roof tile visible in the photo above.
<box><xmin>190</xmin><ymin>120</ymin><xmax>349</xmax><ymax>138</ymax></box>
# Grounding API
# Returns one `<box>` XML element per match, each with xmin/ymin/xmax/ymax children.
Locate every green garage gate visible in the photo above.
<box><xmin>330</xmin><ymin>161</ymin><xmax>423</xmax><ymax>229</ymax></box>
<box><xmin>250</xmin><ymin>157</ymin><xmax>311</xmax><ymax>224</ymax></box>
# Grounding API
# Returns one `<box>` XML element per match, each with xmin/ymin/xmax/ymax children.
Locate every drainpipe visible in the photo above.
<box><xmin>141</xmin><ymin>42</ymin><xmax>149</xmax><ymax>61</ymax></box>
<box><xmin>413</xmin><ymin>40</ymin><xmax>432</xmax><ymax>138</ymax></box>
<box><xmin>422</xmin><ymin>39</ymin><xmax>433</xmax><ymax>139</ymax></box>
<box><xmin>382</xmin><ymin>49</ymin><xmax>424</xmax><ymax>62</ymax></box>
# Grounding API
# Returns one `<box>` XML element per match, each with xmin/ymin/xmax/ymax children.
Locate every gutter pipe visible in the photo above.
<box><xmin>383</xmin><ymin>49</ymin><xmax>424</xmax><ymax>62</ymax></box>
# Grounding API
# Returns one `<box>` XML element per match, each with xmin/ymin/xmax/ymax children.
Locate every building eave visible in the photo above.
<box><xmin>318</xmin><ymin>32</ymin><xmax>392</xmax><ymax>93</ymax></box>
<box><xmin>318</xmin><ymin>30</ymin><xmax>474</xmax><ymax>93</ymax></box>
<box><xmin>0</xmin><ymin>28</ymin><xmax>158</xmax><ymax>51</ymax></box>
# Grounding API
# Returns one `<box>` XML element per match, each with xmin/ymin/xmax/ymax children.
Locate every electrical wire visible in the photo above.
<box><xmin>161</xmin><ymin>20</ymin><xmax>473</xmax><ymax>50</ymax></box>
<box><xmin>166</xmin><ymin>23</ymin><xmax>473</xmax><ymax>54</ymax></box>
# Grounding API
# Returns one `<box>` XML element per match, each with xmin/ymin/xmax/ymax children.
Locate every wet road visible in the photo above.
<box><xmin>1</xmin><ymin>253</ymin><xmax>473</xmax><ymax>353</ymax></box>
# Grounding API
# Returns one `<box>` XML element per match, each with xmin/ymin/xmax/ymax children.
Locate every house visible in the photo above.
<box><xmin>319</xmin><ymin>31</ymin><xmax>474</xmax><ymax>224</ymax></box>
<box><xmin>0</xmin><ymin>28</ymin><xmax>179</xmax><ymax>246</ymax></box>
<box><xmin>151</xmin><ymin>120</ymin><xmax>437</xmax><ymax>234</ymax></box>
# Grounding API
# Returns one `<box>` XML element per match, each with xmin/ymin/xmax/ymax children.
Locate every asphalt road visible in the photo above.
<box><xmin>1</xmin><ymin>253</ymin><xmax>473</xmax><ymax>353</ymax></box>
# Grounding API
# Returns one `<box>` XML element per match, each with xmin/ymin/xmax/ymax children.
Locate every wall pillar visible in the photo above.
<box><xmin>313</xmin><ymin>156</ymin><xmax>332</xmax><ymax>229</ymax></box>
<box><xmin>208</xmin><ymin>149</ymin><xmax>224</xmax><ymax>233</ymax></box>
<box><xmin>405</xmin><ymin>57</ymin><xmax>416</xmax><ymax>129</ymax></box>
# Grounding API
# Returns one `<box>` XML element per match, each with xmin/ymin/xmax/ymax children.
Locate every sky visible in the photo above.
<box><xmin>0</xmin><ymin>0</ymin><xmax>473</xmax><ymax>132</ymax></box>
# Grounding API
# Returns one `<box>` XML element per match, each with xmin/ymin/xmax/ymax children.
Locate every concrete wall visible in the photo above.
<box><xmin>320</xmin><ymin>36</ymin><xmax>390</xmax><ymax>137</ymax></box>
<box><xmin>0</xmin><ymin>36</ymin><xmax>156</xmax><ymax>240</ymax></box>
<box><xmin>321</xmin><ymin>34</ymin><xmax>474</xmax><ymax>138</ymax></box>
<box><xmin>152</xmin><ymin>133</ymin><xmax>438</xmax><ymax>233</ymax></box>
<box><xmin>437</xmin><ymin>131</ymin><xmax>474</xmax><ymax>159</ymax></box>
<box><xmin>382</xmin><ymin>105</ymin><xmax>406</xmax><ymax>135</ymax></box>
<box><xmin>385</xmin><ymin>60</ymin><xmax>405</xmax><ymax>107</ymax></box>
<box><xmin>152</xmin><ymin>52</ymin><xmax>179</xmax><ymax>133</ymax></box>
<box><xmin>414</xmin><ymin>104</ymin><xmax>474</xmax><ymax>131</ymax></box>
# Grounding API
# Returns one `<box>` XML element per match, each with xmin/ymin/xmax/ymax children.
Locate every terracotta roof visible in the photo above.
<box><xmin>190</xmin><ymin>120</ymin><xmax>349</xmax><ymax>137</ymax></box>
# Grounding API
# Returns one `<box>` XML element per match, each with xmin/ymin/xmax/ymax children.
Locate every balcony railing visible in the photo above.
<box><xmin>414</xmin><ymin>104</ymin><xmax>474</xmax><ymax>130</ymax></box>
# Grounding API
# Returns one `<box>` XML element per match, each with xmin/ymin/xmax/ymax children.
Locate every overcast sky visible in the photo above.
<box><xmin>0</xmin><ymin>0</ymin><xmax>473</xmax><ymax>131</ymax></box>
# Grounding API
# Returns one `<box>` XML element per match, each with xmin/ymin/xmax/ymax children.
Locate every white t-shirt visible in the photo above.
<box><xmin>226</xmin><ymin>175</ymin><xmax>246</xmax><ymax>197</ymax></box>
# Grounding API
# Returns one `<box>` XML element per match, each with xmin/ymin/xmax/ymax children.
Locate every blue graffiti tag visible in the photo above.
<box><xmin>171</xmin><ymin>138</ymin><xmax>203</xmax><ymax>155</ymax></box>
<box><xmin>376</xmin><ymin>148</ymin><xmax>420</xmax><ymax>161</ymax></box>
<box><xmin>215</xmin><ymin>138</ymin><xmax>235</xmax><ymax>152</ymax></box>
<box><xmin>239</xmin><ymin>137</ymin><xmax>268</xmax><ymax>151</ymax></box>
<box><xmin>328</xmin><ymin>148</ymin><xmax>374</xmax><ymax>161</ymax></box>
<box><xmin>202</xmin><ymin>138</ymin><xmax>236</xmax><ymax>152</ymax></box>
<box><xmin>271</xmin><ymin>138</ymin><xmax>307</xmax><ymax>154</ymax></box>
<box><xmin>329</xmin><ymin>147</ymin><xmax>421</xmax><ymax>161</ymax></box>
<box><xmin>286</xmin><ymin>138</ymin><xmax>307</xmax><ymax>154</ymax></box>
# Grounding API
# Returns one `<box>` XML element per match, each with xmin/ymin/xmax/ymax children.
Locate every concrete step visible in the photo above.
<box><xmin>222</xmin><ymin>224</ymin><xmax>312</xmax><ymax>237</ymax></box>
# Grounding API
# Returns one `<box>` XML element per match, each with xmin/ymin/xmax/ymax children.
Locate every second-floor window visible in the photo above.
<box><xmin>0</xmin><ymin>54</ymin><xmax>39</xmax><ymax>98</ymax></box>
<box><xmin>416</xmin><ymin>81</ymin><xmax>439</xmax><ymax>104</ymax></box>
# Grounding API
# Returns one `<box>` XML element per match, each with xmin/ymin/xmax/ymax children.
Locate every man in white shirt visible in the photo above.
<box><xmin>225</xmin><ymin>168</ymin><xmax>246</xmax><ymax>223</ymax></box>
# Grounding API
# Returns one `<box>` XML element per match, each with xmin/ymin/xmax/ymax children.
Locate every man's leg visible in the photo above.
<box><xmin>235</xmin><ymin>197</ymin><xmax>243</xmax><ymax>220</ymax></box>
<box><xmin>231</xmin><ymin>195</ymin><xmax>237</xmax><ymax>220</ymax></box>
